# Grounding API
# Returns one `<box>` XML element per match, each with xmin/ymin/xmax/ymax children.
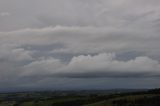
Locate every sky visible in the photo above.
<box><xmin>0</xmin><ymin>0</ymin><xmax>160</xmax><ymax>91</ymax></box>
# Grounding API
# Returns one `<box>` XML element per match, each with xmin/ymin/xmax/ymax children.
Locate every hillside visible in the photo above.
<box><xmin>85</xmin><ymin>88</ymin><xmax>160</xmax><ymax>106</ymax></box>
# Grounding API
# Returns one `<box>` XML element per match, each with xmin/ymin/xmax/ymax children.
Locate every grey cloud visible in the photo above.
<box><xmin>1</xmin><ymin>26</ymin><xmax>160</xmax><ymax>57</ymax></box>
<box><xmin>0</xmin><ymin>44</ymin><xmax>33</xmax><ymax>62</ymax></box>
<box><xmin>0</xmin><ymin>12</ymin><xmax>10</xmax><ymax>17</ymax></box>
<box><xmin>1</xmin><ymin>0</ymin><xmax>160</xmax><ymax>90</ymax></box>
<box><xmin>0</xmin><ymin>0</ymin><xmax>160</xmax><ymax>30</ymax></box>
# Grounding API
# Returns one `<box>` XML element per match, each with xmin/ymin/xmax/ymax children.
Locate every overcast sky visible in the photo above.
<box><xmin>0</xmin><ymin>0</ymin><xmax>160</xmax><ymax>91</ymax></box>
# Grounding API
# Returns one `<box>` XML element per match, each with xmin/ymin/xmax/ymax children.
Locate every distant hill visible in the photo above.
<box><xmin>84</xmin><ymin>88</ymin><xmax>160</xmax><ymax>106</ymax></box>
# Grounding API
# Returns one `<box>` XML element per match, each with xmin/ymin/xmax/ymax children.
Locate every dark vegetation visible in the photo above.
<box><xmin>0</xmin><ymin>88</ymin><xmax>160</xmax><ymax>106</ymax></box>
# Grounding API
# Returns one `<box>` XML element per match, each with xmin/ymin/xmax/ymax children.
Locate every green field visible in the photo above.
<box><xmin>0</xmin><ymin>89</ymin><xmax>160</xmax><ymax>106</ymax></box>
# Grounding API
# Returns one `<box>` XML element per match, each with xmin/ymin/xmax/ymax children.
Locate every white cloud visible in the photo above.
<box><xmin>62</xmin><ymin>53</ymin><xmax>160</xmax><ymax>77</ymax></box>
<box><xmin>20</xmin><ymin>53</ymin><xmax>160</xmax><ymax>78</ymax></box>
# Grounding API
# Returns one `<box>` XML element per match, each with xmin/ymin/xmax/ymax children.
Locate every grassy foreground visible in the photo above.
<box><xmin>0</xmin><ymin>89</ymin><xmax>160</xmax><ymax>106</ymax></box>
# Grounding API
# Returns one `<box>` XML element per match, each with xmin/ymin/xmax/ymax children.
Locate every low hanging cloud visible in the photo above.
<box><xmin>21</xmin><ymin>53</ymin><xmax>160</xmax><ymax>78</ymax></box>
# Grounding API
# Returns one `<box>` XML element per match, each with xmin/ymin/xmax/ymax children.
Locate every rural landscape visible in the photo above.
<box><xmin>0</xmin><ymin>88</ymin><xmax>160</xmax><ymax>106</ymax></box>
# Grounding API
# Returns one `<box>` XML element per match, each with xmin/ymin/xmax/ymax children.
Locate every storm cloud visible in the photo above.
<box><xmin>0</xmin><ymin>0</ymin><xmax>160</xmax><ymax>90</ymax></box>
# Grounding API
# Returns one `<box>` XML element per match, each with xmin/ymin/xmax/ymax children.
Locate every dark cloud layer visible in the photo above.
<box><xmin>0</xmin><ymin>0</ymin><xmax>160</xmax><ymax>91</ymax></box>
